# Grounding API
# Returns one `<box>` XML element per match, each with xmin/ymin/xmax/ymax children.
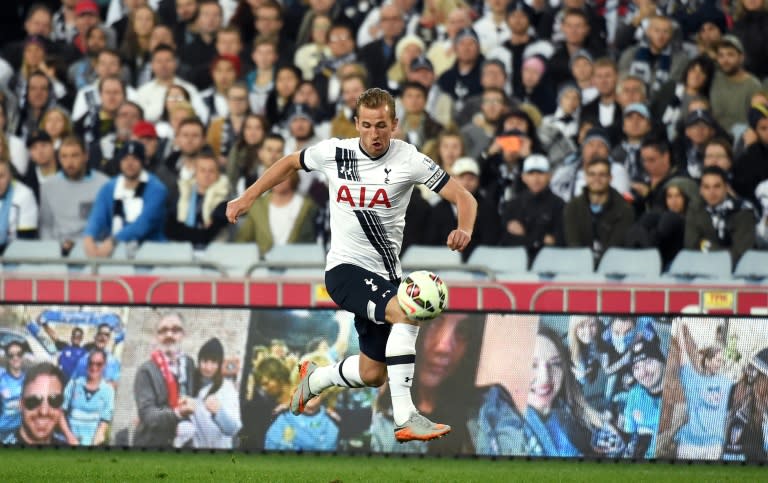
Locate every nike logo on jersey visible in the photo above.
<box><xmin>365</xmin><ymin>278</ymin><xmax>378</xmax><ymax>291</ymax></box>
<box><xmin>404</xmin><ymin>377</ymin><xmax>412</xmax><ymax>383</ymax></box>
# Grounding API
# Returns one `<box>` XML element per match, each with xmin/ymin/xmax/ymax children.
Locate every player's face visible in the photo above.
<box><xmin>355</xmin><ymin>105</ymin><xmax>398</xmax><ymax>158</ymax></box>
<box><xmin>21</xmin><ymin>375</ymin><xmax>63</xmax><ymax>444</ymax></box>
<box><xmin>529</xmin><ymin>335</ymin><xmax>563</xmax><ymax>414</ymax></box>
<box><xmin>199</xmin><ymin>359</ymin><xmax>220</xmax><ymax>379</ymax></box>
<box><xmin>632</xmin><ymin>358</ymin><xmax>663</xmax><ymax>391</ymax></box>
<box><xmin>418</xmin><ymin>314</ymin><xmax>469</xmax><ymax>389</ymax></box>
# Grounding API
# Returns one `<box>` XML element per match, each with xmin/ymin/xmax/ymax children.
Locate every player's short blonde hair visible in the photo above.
<box><xmin>356</xmin><ymin>88</ymin><xmax>396</xmax><ymax>121</ymax></box>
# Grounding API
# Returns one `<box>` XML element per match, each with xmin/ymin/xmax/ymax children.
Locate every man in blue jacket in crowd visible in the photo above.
<box><xmin>81</xmin><ymin>140</ymin><xmax>167</xmax><ymax>257</ymax></box>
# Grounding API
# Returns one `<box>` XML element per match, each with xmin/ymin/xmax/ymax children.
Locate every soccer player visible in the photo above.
<box><xmin>227</xmin><ymin>88</ymin><xmax>477</xmax><ymax>442</ymax></box>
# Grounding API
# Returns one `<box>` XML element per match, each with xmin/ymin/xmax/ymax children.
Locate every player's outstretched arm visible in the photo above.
<box><xmin>438</xmin><ymin>176</ymin><xmax>477</xmax><ymax>251</ymax></box>
<box><xmin>226</xmin><ymin>152</ymin><xmax>302</xmax><ymax>224</ymax></box>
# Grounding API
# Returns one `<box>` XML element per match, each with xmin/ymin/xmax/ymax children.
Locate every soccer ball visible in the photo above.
<box><xmin>397</xmin><ymin>270</ymin><xmax>448</xmax><ymax>321</ymax></box>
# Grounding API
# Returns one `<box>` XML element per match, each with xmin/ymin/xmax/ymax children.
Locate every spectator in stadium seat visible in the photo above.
<box><xmin>564</xmin><ymin>157</ymin><xmax>635</xmax><ymax>266</ymax></box>
<box><xmin>135</xmin><ymin>44</ymin><xmax>205</xmax><ymax>123</ymax></box>
<box><xmin>200</xmin><ymin>55</ymin><xmax>240</xmax><ymax>123</ymax></box>
<box><xmin>265</xmin><ymin>64</ymin><xmax>302</xmax><ymax>128</ymax></box>
<box><xmin>179</xmin><ymin>0</ymin><xmax>222</xmax><ymax>89</ymax></box>
<box><xmin>2</xmin><ymin>6</ymin><xmax>55</xmax><ymax>71</ymax></box>
<box><xmin>131</xmin><ymin>24</ymin><xmax>176</xmax><ymax>88</ymax></box>
<box><xmin>71</xmin><ymin>0</ymin><xmax>116</xmax><ymax>56</ymax></box>
<box><xmin>156</xmin><ymin>117</ymin><xmax>206</xmax><ymax>203</ymax></box>
<box><xmin>570</xmin><ymin>50</ymin><xmax>598</xmax><ymax>105</ymax></box>
<box><xmin>397</xmin><ymin>81</ymin><xmax>444</xmax><ymax>152</ymax></box>
<box><xmin>133</xmin><ymin>312</ymin><xmax>196</xmax><ymax>448</ymax></box>
<box><xmin>117</xmin><ymin>4</ymin><xmax>158</xmax><ymax>83</ymax></box>
<box><xmin>40</xmin><ymin>107</ymin><xmax>74</xmax><ymax>153</ymax></box>
<box><xmin>454</xmin><ymin>59</ymin><xmax>512</xmax><ymax>129</ymax></box>
<box><xmin>732</xmin><ymin>102</ymin><xmax>768</xmax><ymax>206</ymax></box>
<box><xmin>165</xmin><ymin>151</ymin><xmax>230</xmax><ymax>248</ymax></box>
<box><xmin>0</xmin><ymin>158</ymin><xmax>38</xmax><ymax>255</ymax></box>
<box><xmin>245</xmin><ymin>36</ymin><xmax>278</xmax><ymax>117</ymax></box>
<box><xmin>234</xmin><ymin>170</ymin><xmax>317</xmax><ymax>255</ymax></box>
<box><xmin>62</xmin><ymin>348</ymin><xmax>115</xmax><ymax>446</ymax></box>
<box><xmin>611</xmin><ymin>103</ymin><xmax>653</xmax><ymax>184</ymax></box>
<box><xmin>75</xmin><ymin>76</ymin><xmax>127</xmax><ymax>164</ymax></box>
<box><xmin>0</xmin><ymin>341</ymin><xmax>27</xmax><ymax>439</ymax></box>
<box><xmin>540</xmin><ymin>83</ymin><xmax>581</xmax><ymax>150</ymax></box>
<box><xmin>515</xmin><ymin>55</ymin><xmax>556</xmax><ymax>116</ymax></box>
<box><xmin>254</xmin><ymin>1</ymin><xmax>297</xmax><ymax>62</ymax></box>
<box><xmin>15</xmin><ymin>70</ymin><xmax>60</xmax><ymax>142</ymax></box>
<box><xmin>580</xmin><ymin>58</ymin><xmax>623</xmax><ymax>146</ymax></box>
<box><xmin>459</xmin><ymin>87</ymin><xmax>509</xmax><ymax>160</ymax></box>
<box><xmin>618</xmin><ymin>15</ymin><xmax>689</xmax><ymax>96</ymax></box>
<box><xmin>39</xmin><ymin>136</ymin><xmax>109</xmax><ymax>256</ymax></box>
<box><xmin>225</xmin><ymin>115</ymin><xmax>271</xmax><ymax>195</ymax></box>
<box><xmin>2</xmin><ymin>362</ymin><xmax>77</xmax><ymax>446</ymax></box>
<box><xmin>650</xmin><ymin>55</ymin><xmax>716</xmax><ymax>144</ymax></box>
<box><xmin>312</xmin><ymin>22</ymin><xmax>358</xmax><ymax>114</ymax></box>
<box><xmin>385</xmin><ymin>34</ymin><xmax>427</xmax><ymax>94</ymax></box>
<box><xmin>499</xmin><ymin>154</ymin><xmax>566</xmax><ymax>264</ymax></box>
<box><xmin>23</xmin><ymin>131</ymin><xmax>59</xmax><ymax>203</ymax></box>
<box><xmin>731</xmin><ymin>0</ymin><xmax>768</xmax><ymax>82</ymax></box>
<box><xmin>169</xmin><ymin>0</ymin><xmax>200</xmax><ymax>49</ymax></box>
<box><xmin>282</xmin><ymin>103</ymin><xmax>323</xmax><ymax>154</ymax></box>
<box><xmin>684</xmin><ymin>165</ymin><xmax>756</xmax><ymax>266</ymax></box>
<box><xmin>0</xmin><ymin>100</ymin><xmax>29</xmax><ymax>177</ymax></box>
<box><xmin>66</xmin><ymin>24</ymin><xmax>109</xmax><ymax>90</ymax></box>
<box><xmin>132</xmin><ymin>120</ymin><xmax>166</xmax><ymax>171</ymax></box>
<box><xmin>358</xmin><ymin>3</ymin><xmax>406</xmax><ymax>90</ymax></box>
<box><xmin>709</xmin><ymin>35</ymin><xmax>762</xmax><ymax>134</ymax></box>
<box><xmin>550</xmin><ymin>127</ymin><xmax>630</xmax><ymax>203</ymax></box>
<box><xmin>71</xmin><ymin>49</ymin><xmax>138</xmax><ymax>123</ymax></box>
<box><xmin>330</xmin><ymin>73</ymin><xmax>367</xmax><ymax>140</ymax></box>
<box><xmin>405</xmin><ymin>55</ymin><xmax>454</xmax><ymax>129</ymax></box>
<box><xmin>472</xmin><ymin>0</ymin><xmax>512</xmax><ymax>55</ymax></box>
<box><xmin>546</xmin><ymin>9</ymin><xmax>606</xmax><ymax>91</ymax></box>
<box><xmin>92</xmin><ymin>100</ymin><xmax>144</xmax><ymax>176</ymax></box>
<box><xmin>683</xmin><ymin>8</ymin><xmax>726</xmax><ymax>61</ymax></box>
<box><xmin>293</xmin><ymin>14</ymin><xmax>332</xmax><ymax>82</ymax></box>
<box><xmin>437</xmin><ymin>27</ymin><xmax>484</xmax><ymax>113</ymax></box>
<box><xmin>82</xmin><ymin>140</ymin><xmax>167</xmax><ymax>258</ymax></box>
<box><xmin>485</xmin><ymin>0</ymin><xmax>538</xmax><ymax>99</ymax></box>
<box><xmin>673</xmin><ymin>109</ymin><xmax>719</xmax><ymax>181</ymax></box>
<box><xmin>702</xmin><ymin>138</ymin><xmax>737</xmax><ymax>197</ymax></box>
<box><xmin>206</xmin><ymin>82</ymin><xmax>250</xmax><ymax>161</ymax></box>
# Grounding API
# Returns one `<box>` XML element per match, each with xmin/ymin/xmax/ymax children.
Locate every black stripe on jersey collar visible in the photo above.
<box><xmin>358</xmin><ymin>141</ymin><xmax>390</xmax><ymax>161</ymax></box>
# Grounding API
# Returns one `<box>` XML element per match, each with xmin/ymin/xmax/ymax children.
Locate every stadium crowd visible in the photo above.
<box><xmin>1</xmin><ymin>0</ymin><xmax>768</xmax><ymax>270</ymax></box>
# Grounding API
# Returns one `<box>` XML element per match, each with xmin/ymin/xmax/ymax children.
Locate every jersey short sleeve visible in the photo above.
<box><xmin>406</xmin><ymin>149</ymin><xmax>449</xmax><ymax>193</ymax></box>
<box><xmin>299</xmin><ymin>138</ymin><xmax>340</xmax><ymax>173</ymax></box>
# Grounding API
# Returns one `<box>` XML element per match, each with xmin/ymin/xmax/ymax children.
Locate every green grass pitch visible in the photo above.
<box><xmin>1</xmin><ymin>448</ymin><xmax>764</xmax><ymax>482</ymax></box>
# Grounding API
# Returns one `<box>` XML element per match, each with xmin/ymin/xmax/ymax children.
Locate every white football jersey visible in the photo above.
<box><xmin>301</xmin><ymin>138</ymin><xmax>449</xmax><ymax>281</ymax></box>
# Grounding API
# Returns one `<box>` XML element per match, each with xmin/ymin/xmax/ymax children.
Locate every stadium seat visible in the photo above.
<box><xmin>597</xmin><ymin>248</ymin><xmax>662</xmax><ymax>280</ymax></box>
<box><xmin>199</xmin><ymin>242</ymin><xmax>260</xmax><ymax>277</ymax></box>
<box><xmin>67</xmin><ymin>241</ymin><xmax>130</xmax><ymax>261</ymax></box>
<box><xmin>13</xmin><ymin>263</ymin><xmax>70</xmax><ymax>274</ymax></box>
<box><xmin>466</xmin><ymin>246</ymin><xmax>528</xmax><ymax>279</ymax></box>
<box><xmin>134</xmin><ymin>241</ymin><xmax>195</xmax><ymax>263</ymax></box>
<box><xmin>401</xmin><ymin>245</ymin><xmax>463</xmax><ymax>272</ymax></box>
<box><xmin>95</xmin><ymin>264</ymin><xmax>137</xmax><ymax>276</ymax></box>
<box><xmin>530</xmin><ymin>247</ymin><xmax>594</xmax><ymax>279</ymax></box>
<box><xmin>263</xmin><ymin>243</ymin><xmax>326</xmax><ymax>269</ymax></box>
<box><xmin>733</xmin><ymin>250</ymin><xmax>768</xmax><ymax>283</ymax></box>
<box><xmin>664</xmin><ymin>250</ymin><xmax>732</xmax><ymax>281</ymax></box>
<box><xmin>146</xmin><ymin>266</ymin><xmax>205</xmax><ymax>277</ymax></box>
<box><xmin>2</xmin><ymin>239</ymin><xmax>62</xmax><ymax>262</ymax></box>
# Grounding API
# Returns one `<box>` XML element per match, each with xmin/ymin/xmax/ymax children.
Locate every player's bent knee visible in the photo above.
<box><xmin>360</xmin><ymin>365</ymin><xmax>387</xmax><ymax>387</ymax></box>
<box><xmin>384</xmin><ymin>296</ymin><xmax>416</xmax><ymax>325</ymax></box>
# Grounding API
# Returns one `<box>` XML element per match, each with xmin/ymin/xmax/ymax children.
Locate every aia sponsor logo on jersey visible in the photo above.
<box><xmin>336</xmin><ymin>185</ymin><xmax>391</xmax><ymax>208</ymax></box>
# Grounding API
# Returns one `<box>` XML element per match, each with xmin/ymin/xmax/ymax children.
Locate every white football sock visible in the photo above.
<box><xmin>386</xmin><ymin>323</ymin><xmax>419</xmax><ymax>426</ymax></box>
<box><xmin>308</xmin><ymin>355</ymin><xmax>365</xmax><ymax>393</ymax></box>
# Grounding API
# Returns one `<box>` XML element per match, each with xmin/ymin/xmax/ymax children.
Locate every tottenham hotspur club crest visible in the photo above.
<box><xmin>384</xmin><ymin>167</ymin><xmax>391</xmax><ymax>184</ymax></box>
<box><xmin>365</xmin><ymin>278</ymin><xmax>378</xmax><ymax>291</ymax></box>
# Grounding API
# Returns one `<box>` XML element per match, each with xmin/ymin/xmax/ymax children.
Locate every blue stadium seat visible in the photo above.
<box><xmin>2</xmin><ymin>239</ymin><xmax>61</xmax><ymax>261</ymax></box>
<box><xmin>664</xmin><ymin>250</ymin><xmax>732</xmax><ymax>282</ymax></box>
<box><xmin>530</xmin><ymin>247</ymin><xmax>594</xmax><ymax>279</ymax></box>
<box><xmin>733</xmin><ymin>250</ymin><xmax>768</xmax><ymax>283</ymax></box>
<box><xmin>466</xmin><ymin>246</ymin><xmax>528</xmax><ymax>279</ymax></box>
<box><xmin>597</xmin><ymin>248</ymin><xmax>662</xmax><ymax>280</ymax></box>
<box><xmin>401</xmin><ymin>245</ymin><xmax>463</xmax><ymax>272</ymax></box>
<box><xmin>199</xmin><ymin>242</ymin><xmax>260</xmax><ymax>277</ymax></box>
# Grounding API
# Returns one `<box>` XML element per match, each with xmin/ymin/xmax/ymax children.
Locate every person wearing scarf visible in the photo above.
<box><xmin>82</xmin><ymin>140</ymin><xmax>167</xmax><ymax>257</ymax></box>
<box><xmin>684</xmin><ymin>166</ymin><xmax>756</xmax><ymax>266</ymax></box>
<box><xmin>134</xmin><ymin>312</ymin><xmax>196</xmax><ymax>448</ymax></box>
<box><xmin>619</xmin><ymin>15</ymin><xmax>687</xmax><ymax>96</ymax></box>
